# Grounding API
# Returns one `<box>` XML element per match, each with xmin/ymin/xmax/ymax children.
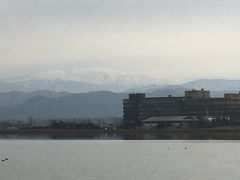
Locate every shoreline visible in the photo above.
<box><xmin>2</xmin><ymin>128</ymin><xmax>240</xmax><ymax>140</ymax></box>
<box><xmin>0</xmin><ymin>127</ymin><xmax>240</xmax><ymax>134</ymax></box>
<box><xmin>2</xmin><ymin>127</ymin><xmax>240</xmax><ymax>134</ymax></box>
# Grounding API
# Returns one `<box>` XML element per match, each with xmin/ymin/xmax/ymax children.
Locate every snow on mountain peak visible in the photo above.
<box><xmin>37</xmin><ymin>67</ymin><xmax>169</xmax><ymax>86</ymax></box>
<box><xmin>0</xmin><ymin>67</ymin><xmax>169</xmax><ymax>92</ymax></box>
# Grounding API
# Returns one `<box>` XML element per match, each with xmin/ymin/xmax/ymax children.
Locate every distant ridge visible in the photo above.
<box><xmin>1</xmin><ymin>79</ymin><xmax>240</xmax><ymax>121</ymax></box>
<box><xmin>0</xmin><ymin>91</ymin><xmax>127</xmax><ymax>121</ymax></box>
<box><xmin>0</xmin><ymin>70</ymin><xmax>168</xmax><ymax>93</ymax></box>
<box><xmin>2</xmin><ymin>77</ymin><xmax>240</xmax><ymax>93</ymax></box>
<box><xmin>182</xmin><ymin>79</ymin><xmax>240</xmax><ymax>91</ymax></box>
<box><xmin>146</xmin><ymin>79</ymin><xmax>240</xmax><ymax>94</ymax></box>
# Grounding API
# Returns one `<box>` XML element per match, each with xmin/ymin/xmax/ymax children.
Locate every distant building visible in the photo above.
<box><xmin>224</xmin><ymin>92</ymin><xmax>240</xmax><ymax>99</ymax></box>
<box><xmin>185</xmin><ymin>88</ymin><xmax>210</xmax><ymax>99</ymax></box>
<box><xmin>123</xmin><ymin>89</ymin><xmax>240</xmax><ymax>128</ymax></box>
<box><xmin>142</xmin><ymin>116</ymin><xmax>199</xmax><ymax>129</ymax></box>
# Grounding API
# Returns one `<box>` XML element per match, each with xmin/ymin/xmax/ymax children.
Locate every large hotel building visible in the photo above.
<box><xmin>123</xmin><ymin>89</ymin><xmax>240</xmax><ymax>128</ymax></box>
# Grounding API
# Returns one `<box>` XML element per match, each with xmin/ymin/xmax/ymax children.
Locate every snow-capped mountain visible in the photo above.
<box><xmin>0</xmin><ymin>68</ymin><xmax>169</xmax><ymax>93</ymax></box>
<box><xmin>37</xmin><ymin>67</ymin><xmax>168</xmax><ymax>86</ymax></box>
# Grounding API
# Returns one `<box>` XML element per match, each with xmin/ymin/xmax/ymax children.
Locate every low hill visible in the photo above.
<box><xmin>0</xmin><ymin>91</ymin><xmax>127</xmax><ymax>121</ymax></box>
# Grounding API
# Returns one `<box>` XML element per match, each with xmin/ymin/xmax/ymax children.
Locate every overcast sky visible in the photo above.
<box><xmin>1</xmin><ymin>0</ymin><xmax>240</xmax><ymax>83</ymax></box>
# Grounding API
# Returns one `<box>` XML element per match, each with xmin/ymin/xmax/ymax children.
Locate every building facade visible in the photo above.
<box><xmin>123</xmin><ymin>89</ymin><xmax>240</xmax><ymax>128</ymax></box>
<box><xmin>185</xmin><ymin>88</ymin><xmax>210</xmax><ymax>99</ymax></box>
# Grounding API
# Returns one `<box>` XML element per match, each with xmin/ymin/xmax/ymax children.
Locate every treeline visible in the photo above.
<box><xmin>50</xmin><ymin>120</ymin><xmax>100</xmax><ymax>129</ymax></box>
<box><xmin>192</xmin><ymin>117</ymin><xmax>240</xmax><ymax>128</ymax></box>
<box><xmin>0</xmin><ymin>117</ymin><xmax>123</xmax><ymax>129</ymax></box>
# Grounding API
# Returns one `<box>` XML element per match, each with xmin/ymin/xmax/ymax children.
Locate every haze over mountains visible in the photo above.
<box><xmin>1</xmin><ymin>68</ymin><xmax>168</xmax><ymax>93</ymax></box>
<box><xmin>1</xmin><ymin>74</ymin><xmax>240</xmax><ymax>121</ymax></box>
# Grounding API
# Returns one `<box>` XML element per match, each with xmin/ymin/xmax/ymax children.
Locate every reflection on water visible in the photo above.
<box><xmin>1</xmin><ymin>131</ymin><xmax>240</xmax><ymax>140</ymax></box>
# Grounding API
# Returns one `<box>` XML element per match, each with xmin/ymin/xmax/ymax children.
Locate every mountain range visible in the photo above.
<box><xmin>1</xmin><ymin>78</ymin><xmax>240</xmax><ymax>121</ymax></box>
<box><xmin>0</xmin><ymin>91</ymin><xmax>127</xmax><ymax>121</ymax></box>
<box><xmin>0</xmin><ymin>68</ymin><xmax>168</xmax><ymax>93</ymax></box>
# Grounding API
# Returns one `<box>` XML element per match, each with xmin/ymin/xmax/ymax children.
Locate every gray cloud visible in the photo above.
<box><xmin>1</xmin><ymin>0</ymin><xmax>240</xmax><ymax>82</ymax></box>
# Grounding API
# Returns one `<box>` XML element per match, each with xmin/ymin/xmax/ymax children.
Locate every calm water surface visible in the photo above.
<box><xmin>0</xmin><ymin>140</ymin><xmax>240</xmax><ymax>180</ymax></box>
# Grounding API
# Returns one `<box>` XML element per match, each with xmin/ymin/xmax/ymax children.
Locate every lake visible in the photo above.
<box><xmin>1</xmin><ymin>140</ymin><xmax>240</xmax><ymax>180</ymax></box>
